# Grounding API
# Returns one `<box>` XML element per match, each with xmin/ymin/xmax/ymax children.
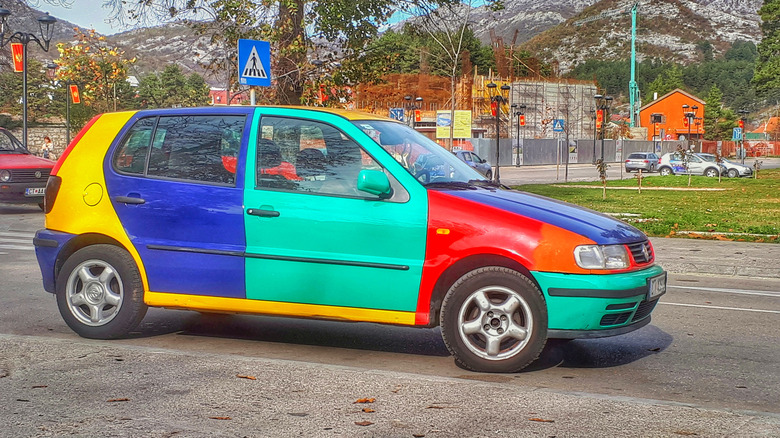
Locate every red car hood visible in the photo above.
<box><xmin>0</xmin><ymin>153</ymin><xmax>55</xmax><ymax>169</ymax></box>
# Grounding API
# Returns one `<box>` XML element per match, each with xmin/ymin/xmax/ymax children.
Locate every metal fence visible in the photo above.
<box><xmin>469</xmin><ymin>138</ymin><xmax>687</xmax><ymax>166</ymax></box>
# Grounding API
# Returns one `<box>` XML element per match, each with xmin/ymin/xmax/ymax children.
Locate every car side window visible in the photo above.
<box><xmin>114</xmin><ymin>118</ymin><xmax>155</xmax><ymax>174</ymax></box>
<box><xmin>145</xmin><ymin>115</ymin><xmax>245</xmax><ymax>186</ymax></box>
<box><xmin>472</xmin><ymin>152</ymin><xmax>483</xmax><ymax>163</ymax></box>
<box><xmin>462</xmin><ymin>152</ymin><xmax>472</xmax><ymax>162</ymax></box>
<box><xmin>257</xmin><ymin>116</ymin><xmax>383</xmax><ymax>198</ymax></box>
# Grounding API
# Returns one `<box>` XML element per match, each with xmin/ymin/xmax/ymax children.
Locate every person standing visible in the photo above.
<box><xmin>41</xmin><ymin>136</ymin><xmax>54</xmax><ymax>160</ymax></box>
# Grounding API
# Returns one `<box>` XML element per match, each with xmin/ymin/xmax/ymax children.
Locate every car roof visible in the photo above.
<box><xmin>127</xmin><ymin>105</ymin><xmax>390</xmax><ymax>122</ymax></box>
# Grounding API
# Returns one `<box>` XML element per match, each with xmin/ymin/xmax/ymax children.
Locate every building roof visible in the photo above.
<box><xmin>638</xmin><ymin>88</ymin><xmax>705</xmax><ymax>113</ymax></box>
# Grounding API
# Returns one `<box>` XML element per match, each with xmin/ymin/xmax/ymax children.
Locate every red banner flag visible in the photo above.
<box><xmin>596</xmin><ymin>109</ymin><xmax>603</xmax><ymax>129</ymax></box>
<box><xmin>11</xmin><ymin>43</ymin><xmax>24</xmax><ymax>72</ymax></box>
<box><xmin>414</xmin><ymin>109</ymin><xmax>421</xmax><ymax>122</ymax></box>
<box><xmin>490</xmin><ymin>101</ymin><xmax>497</xmax><ymax>117</ymax></box>
<box><xmin>519</xmin><ymin>114</ymin><xmax>526</xmax><ymax>126</ymax></box>
<box><xmin>69</xmin><ymin>84</ymin><xmax>81</xmax><ymax>104</ymax></box>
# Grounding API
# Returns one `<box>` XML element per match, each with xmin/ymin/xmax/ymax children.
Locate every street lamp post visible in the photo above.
<box><xmin>682</xmin><ymin>104</ymin><xmax>698</xmax><ymax>151</ymax></box>
<box><xmin>514</xmin><ymin>104</ymin><xmax>526</xmax><ymax>167</ymax></box>
<box><xmin>487</xmin><ymin>82</ymin><xmax>510</xmax><ymax>184</ymax></box>
<box><xmin>589</xmin><ymin>108</ymin><xmax>597</xmax><ymax>164</ymax></box>
<box><xmin>47</xmin><ymin>62</ymin><xmax>75</xmax><ymax>146</ymax></box>
<box><xmin>738</xmin><ymin>109</ymin><xmax>749</xmax><ymax>164</ymax></box>
<box><xmin>0</xmin><ymin>9</ymin><xmax>56</xmax><ymax>148</ymax></box>
<box><xmin>404</xmin><ymin>95</ymin><xmax>423</xmax><ymax>129</ymax></box>
<box><xmin>594</xmin><ymin>94</ymin><xmax>613</xmax><ymax>162</ymax></box>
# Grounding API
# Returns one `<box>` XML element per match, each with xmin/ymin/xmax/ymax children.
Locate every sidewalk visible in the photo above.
<box><xmin>651</xmin><ymin>237</ymin><xmax>780</xmax><ymax>279</ymax></box>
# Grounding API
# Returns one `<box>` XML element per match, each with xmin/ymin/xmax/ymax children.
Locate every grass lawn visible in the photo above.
<box><xmin>514</xmin><ymin>168</ymin><xmax>780</xmax><ymax>243</ymax></box>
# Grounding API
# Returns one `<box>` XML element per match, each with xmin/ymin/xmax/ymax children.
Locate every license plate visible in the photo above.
<box><xmin>647</xmin><ymin>272</ymin><xmax>667</xmax><ymax>300</ymax></box>
<box><xmin>25</xmin><ymin>187</ymin><xmax>45</xmax><ymax>196</ymax></box>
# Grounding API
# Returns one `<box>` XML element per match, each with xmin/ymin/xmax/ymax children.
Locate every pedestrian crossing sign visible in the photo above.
<box><xmin>238</xmin><ymin>39</ymin><xmax>271</xmax><ymax>87</ymax></box>
<box><xmin>552</xmin><ymin>119</ymin><xmax>564</xmax><ymax>132</ymax></box>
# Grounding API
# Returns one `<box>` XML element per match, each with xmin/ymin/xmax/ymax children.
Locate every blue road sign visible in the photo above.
<box><xmin>389</xmin><ymin>108</ymin><xmax>405</xmax><ymax>121</ymax></box>
<box><xmin>732</xmin><ymin>127</ymin><xmax>742</xmax><ymax>141</ymax></box>
<box><xmin>552</xmin><ymin>119</ymin><xmax>564</xmax><ymax>132</ymax></box>
<box><xmin>238</xmin><ymin>39</ymin><xmax>271</xmax><ymax>87</ymax></box>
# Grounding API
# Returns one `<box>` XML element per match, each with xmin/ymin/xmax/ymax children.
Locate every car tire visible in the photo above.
<box><xmin>727</xmin><ymin>169</ymin><xmax>738</xmax><ymax>178</ymax></box>
<box><xmin>38</xmin><ymin>202</ymin><xmax>45</xmax><ymax>211</ymax></box>
<box><xmin>650</xmin><ymin>164</ymin><xmax>656</xmax><ymax>173</ymax></box>
<box><xmin>440</xmin><ymin>266</ymin><xmax>547</xmax><ymax>373</ymax></box>
<box><xmin>704</xmin><ymin>167</ymin><xmax>719</xmax><ymax>178</ymax></box>
<box><xmin>485</xmin><ymin>170</ymin><xmax>492</xmax><ymax>180</ymax></box>
<box><xmin>56</xmin><ymin>244</ymin><xmax>147</xmax><ymax>339</ymax></box>
<box><xmin>659</xmin><ymin>166</ymin><xmax>673</xmax><ymax>176</ymax></box>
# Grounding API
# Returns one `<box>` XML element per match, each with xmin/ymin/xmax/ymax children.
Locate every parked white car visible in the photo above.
<box><xmin>697</xmin><ymin>153</ymin><xmax>753</xmax><ymax>178</ymax></box>
<box><xmin>657</xmin><ymin>151</ymin><xmax>725</xmax><ymax>177</ymax></box>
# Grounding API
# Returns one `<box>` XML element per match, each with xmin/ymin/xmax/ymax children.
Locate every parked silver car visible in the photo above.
<box><xmin>624</xmin><ymin>152</ymin><xmax>660</xmax><ymax>173</ymax></box>
<box><xmin>697</xmin><ymin>153</ymin><xmax>753</xmax><ymax>178</ymax></box>
<box><xmin>657</xmin><ymin>151</ymin><xmax>725</xmax><ymax>177</ymax></box>
<box><xmin>453</xmin><ymin>150</ymin><xmax>492</xmax><ymax>179</ymax></box>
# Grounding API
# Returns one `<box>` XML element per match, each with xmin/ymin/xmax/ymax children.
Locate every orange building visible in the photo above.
<box><xmin>638</xmin><ymin>89</ymin><xmax>705</xmax><ymax>141</ymax></box>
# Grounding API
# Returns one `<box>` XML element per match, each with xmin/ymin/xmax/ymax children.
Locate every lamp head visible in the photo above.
<box><xmin>605</xmin><ymin>96</ymin><xmax>613</xmax><ymax>108</ymax></box>
<box><xmin>38</xmin><ymin>13</ymin><xmax>57</xmax><ymax>43</ymax></box>
<box><xmin>404</xmin><ymin>95</ymin><xmax>411</xmax><ymax>101</ymax></box>
<box><xmin>486</xmin><ymin>82</ymin><xmax>497</xmax><ymax>89</ymax></box>
<box><xmin>0</xmin><ymin>8</ymin><xmax>10</xmax><ymax>34</ymax></box>
<box><xmin>415</xmin><ymin>97</ymin><xmax>423</xmax><ymax>102</ymax></box>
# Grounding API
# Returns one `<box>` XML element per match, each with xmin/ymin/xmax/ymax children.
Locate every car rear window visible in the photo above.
<box><xmin>628</xmin><ymin>153</ymin><xmax>646</xmax><ymax>159</ymax></box>
<box><xmin>114</xmin><ymin>115</ymin><xmax>245</xmax><ymax>186</ymax></box>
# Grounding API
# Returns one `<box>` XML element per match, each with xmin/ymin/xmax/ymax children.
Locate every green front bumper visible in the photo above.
<box><xmin>532</xmin><ymin>265</ymin><xmax>666</xmax><ymax>338</ymax></box>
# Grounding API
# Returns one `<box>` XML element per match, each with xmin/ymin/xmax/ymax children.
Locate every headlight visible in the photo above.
<box><xmin>0</xmin><ymin>169</ymin><xmax>10</xmax><ymax>182</ymax></box>
<box><xmin>574</xmin><ymin>244</ymin><xmax>630</xmax><ymax>270</ymax></box>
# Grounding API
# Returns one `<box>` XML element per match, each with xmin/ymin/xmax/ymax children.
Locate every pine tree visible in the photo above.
<box><xmin>703</xmin><ymin>85</ymin><xmax>724</xmax><ymax>140</ymax></box>
<box><xmin>753</xmin><ymin>0</ymin><xmax>780</xmax><ymax>96</ymax></box>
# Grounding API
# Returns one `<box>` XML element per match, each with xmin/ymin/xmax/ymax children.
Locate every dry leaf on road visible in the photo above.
<box><xmin>354</xmin><ymin>421</ymin><xmax>374</xmax><ymax>426</ymax></box>
<box><xmin>354</xmin><ymin>398</ymin><xmax>376</xmax><ymax>404</ymax></box>
<box><xmin>529</xmin><ymin>418</ymin><xmax>554</xmax><ymax>423</ymax></box>
<box><xmin>236</xmin><ymin>374</ymin><xmax>256</xmax><ymax>380</ymax></box>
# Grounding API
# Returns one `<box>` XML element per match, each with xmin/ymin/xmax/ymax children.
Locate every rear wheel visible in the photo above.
<box><xmin>440</xmin><ymin>267</ymin><xmax>547</xmax><ymax>373</ymax></box>
<box><xmin>659</xmin><ymin>166</ymin><xmax>673</xmax><ymax>176</ymax></box>
<box><xmin>650</xmin><ymin>164</ymin><xmax>656</xmax><ymax>173</ymax></box>
<box><xmin>56</xmin><ymin>244</ymin><xmax>147</xmax><ymax>339</ymax></box>
<box><xmin>727</xmin><ymin>169</ymin><xmax>738</xmax><ymax>178</ymax></box>
<box><xmin>705</xmin><ymin>167</ymin><xmax>719</xmax><ymax>178</ymax></box>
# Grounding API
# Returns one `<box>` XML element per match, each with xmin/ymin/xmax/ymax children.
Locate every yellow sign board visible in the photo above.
<box><xmin>436</xmin><ymin>110</ymin><xmax>472</xmax><ymax>139</ymax></box>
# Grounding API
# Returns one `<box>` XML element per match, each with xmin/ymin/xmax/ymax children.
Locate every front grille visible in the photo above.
<box><xmin>632</xmin><ymin>298</ymin><xmax>659</xmax><ymax>322</ymax></box>
<box><xmin>601</xmin><ymin>312</ymin><xmax>631</xmax><ymax>326</ymax></box>
<box><xmin>9</xmin><ymin>168</ymin><xmax>51</xmax><ymax>183</ymax></box>
<box><xmin>627</xmin><ymin>240</ymin><xmax>654</xmax><ymax>264</ymax></box>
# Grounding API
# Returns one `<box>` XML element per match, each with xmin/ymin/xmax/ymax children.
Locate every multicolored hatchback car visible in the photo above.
<box><xmin>34</xmin><ymin>106</ymin><xmax>666</xmax><ymax>373</ymax></box>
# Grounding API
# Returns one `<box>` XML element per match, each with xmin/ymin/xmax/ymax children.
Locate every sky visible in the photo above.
<box><xmin>35</xmin><ymin>0</ymin><xmax>139</xmax><ymax>35</ymax></box>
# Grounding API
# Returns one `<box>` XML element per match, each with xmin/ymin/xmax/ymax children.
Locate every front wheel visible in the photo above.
<box><xmin>56</xmin><ymin>244</ymin><xmax>147</xmax><ymax>339</ymax></box>
<box><xmin>659</xmin><ymin>166</ymin><xmax>673</xmax><ymax>176</ymax></box>
<box><xmin>440</xmin><ymin>267</ymin><xmax>547</xmax><ymax>373</ymax></box>
<box><xmin>704</xmin><ymin>167</ymin><xmax>720</xmax><ymax>178</ymax></box>
<box><xmin>727</xmin><ymin>169</ymin><xmax>738</xmax><ymax>178</ymax></box>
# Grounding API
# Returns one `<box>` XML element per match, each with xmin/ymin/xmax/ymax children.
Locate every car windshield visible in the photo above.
<box><xmin>352</xmin><ymin>120</ymin><xmax>486</xmax><ymax>185</ymax></box>
<box><xmin>0</xmin><ymin>130</ymin><xmax>29</xmax><ymax>154</ymax></box>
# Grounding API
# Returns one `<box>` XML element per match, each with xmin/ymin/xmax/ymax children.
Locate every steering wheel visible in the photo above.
<box><xmin>414</xmin><ymin>169</ymin><xmax>430</xmax><ymax>183</ymax></box>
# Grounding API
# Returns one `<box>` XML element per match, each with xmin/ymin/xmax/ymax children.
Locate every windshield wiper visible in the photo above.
<box><xmin>423</xmin><ymin>181</ymin><xmax>477</xmax><ymax>190</ymax></box>
<box><xmin>467</xmin><ymin>179</ymin><xmax>505</xmax><ymax>189</ymax></box>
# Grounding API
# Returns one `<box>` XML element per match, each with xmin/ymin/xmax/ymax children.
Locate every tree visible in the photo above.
<box><xmin>55</xmin><ymin>28</ymin><xmax>137</xmax><ymax>114</ymax></box>
<box><xmin>703</xmin><ymin>85</ymin><xmax>724</xmax><ymax>140</ymax></box>
<box><xmin>0</xmin><ymin>59</ymin><xmax>64</xmax><ymax>123</ymax></box>
<box><xmin>108</xmin><ymin>0</ymin><xmax>404</xmax><ymax>105</ymax></box>
<box><xmin>136</xmin><ymin>65</ymin><xmax>210</xmax><ymax>108</ymax></box>
<box><xmin>753</xmin><ymin>0</ymin><xmax>780</xmax><ymax>97</ymax></box>
<box><xmin>647</xmin><ymin>64</ymin><xmax>684</xmax><ymax>98</ymax></box>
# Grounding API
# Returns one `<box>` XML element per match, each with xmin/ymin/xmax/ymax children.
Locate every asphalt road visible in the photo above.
<box><xmin>2</xmin><ymin>203</ymin><xmax>780</xmax><ymax>436</ymax></box>
<box><xmin>497</xmin><ymin>156</ymin><xmax>780</xmax><ymax>186</ymax></box>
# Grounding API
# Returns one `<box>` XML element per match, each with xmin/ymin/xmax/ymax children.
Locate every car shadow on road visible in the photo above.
<box><xmin>0</xmin><ymin>204</ymin><xmax>43</xmax><ymax>215</ymax></box>
<box><xmin>173</xmin><ymin>312</ymin><xmax>452</xmax><ymax>357</ymax></box>
<box><xmin>527</xmin><ymin>324</ymin><xmax>673</xmax><ymax>371</ymax></box>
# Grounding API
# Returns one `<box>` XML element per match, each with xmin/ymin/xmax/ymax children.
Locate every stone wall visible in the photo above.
<box><xmin>9</xmin><ymin>125</ymin><xmax>73</xmax><ymax>158</ymax></box>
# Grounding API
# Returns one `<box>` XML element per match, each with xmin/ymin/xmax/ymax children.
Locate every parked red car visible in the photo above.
<box><xmin>0</xmin><ymin>127</ymin><xmax>55</xmax><ymax>209</ymax></box>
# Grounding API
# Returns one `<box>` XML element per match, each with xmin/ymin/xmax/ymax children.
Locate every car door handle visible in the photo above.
<box><xmin>246</xmin><ymin>208</ymin><xmax>280</xmax><ymax>218</ymax></box>
<box><xmin>114</xmin><ymin>196</ymin><xmax>145</xmax><ymax>205</ymax></box>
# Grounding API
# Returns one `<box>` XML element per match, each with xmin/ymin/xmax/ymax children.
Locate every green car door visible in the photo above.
<box><xmin>242</xmin><ymin>108</ymin><xmax>428</xmax><ymax>322</ymax></box>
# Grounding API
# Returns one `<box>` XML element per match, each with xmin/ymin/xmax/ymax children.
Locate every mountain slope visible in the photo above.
<box><xmin>514</xmin><ymin>0</ymin><xmax>762</xmax><ymax>72</ymax></box>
